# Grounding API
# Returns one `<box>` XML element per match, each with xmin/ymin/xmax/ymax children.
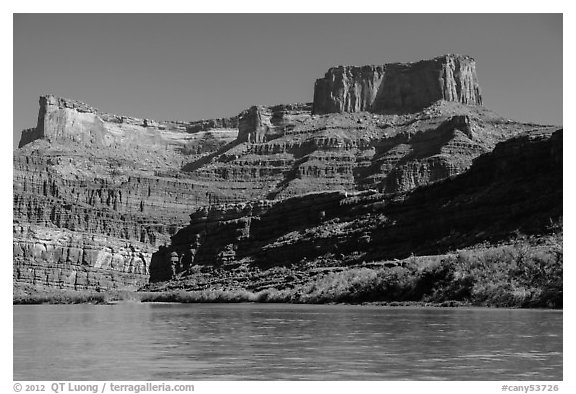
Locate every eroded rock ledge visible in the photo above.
<box><xmin>19</xmin><ymin>94</ymin><xmax>239</xmax><ymax>149</ymax></box>
<box><xmin>149</xmin><ymin>129</ymin><xmax>562</xmax><ymax>285</ymax></box>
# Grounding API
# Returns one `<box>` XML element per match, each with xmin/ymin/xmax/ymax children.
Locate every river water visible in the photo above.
<box><xmin>13</xmin><ymin>303</ymin><xmax>562</xmax><ymax>380</ymax></box>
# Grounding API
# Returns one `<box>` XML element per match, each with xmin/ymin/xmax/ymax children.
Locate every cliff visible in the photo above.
<box><xmin>237</xmin><ymin>103</ymin><xmax>312</xmax><ymax>143</ymax></box>
<box><xmin>13</xmin><ymin>224</ymin><xmax>151</xmax><ymax>290</ymax></box>
<box><xmin>13</xmin><ymin>54</ymin><xmax>560</xmax><ymax>295</ymax></box>
<box><xmin>191</xmin><ymin>101</ymin><xmax>551</xmax><ymax>199</ymax></box>
<box><xmin>19</xmin><ymin>94</ymin><xmax>239</xmax><ymax>149</ymax></box>
<box><xmin>312</xmin><ymin>54</ymin><xmax>482</xmax><ymax>114</ymax></box>
<box><xmin>149</xmin><ymin>128</ymin><xmax>562</xmax><ymax>287</ymax></box>
<box><xmin>14</xmin><ymin>95</ymin><xmax>243</xmax><ymax>291</ymax></box>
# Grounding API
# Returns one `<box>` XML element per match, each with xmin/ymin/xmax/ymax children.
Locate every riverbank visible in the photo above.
<box><xmin>142</xmin><ymin>234</ymin><xmax>563</xmax><ymax>309</ymax></box>
<box><xmin>14</xmin><ymin>234</ymin><xmax>562</xmax><ymax>308</ymax></box>
<box><xmin>13</xmin><ymin>292</ymin><xmax>472</xmax><ymax>308</ymax></box>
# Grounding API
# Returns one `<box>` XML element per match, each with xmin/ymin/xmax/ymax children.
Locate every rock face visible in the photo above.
<box><xmin>19</xmin><ymin>94</ymin><xmax>239</xmax><ymax>149</ymax></box>
<box><xmin>13</xmin><ymin>225</ymin><xmax>151</xmax><ymax>290</ymax></box>
<box><xmin>13</xmin><ymin>152</ymin><xmax>188</xmax><ymax>290</ymax></box>
<box><xmin>149</xmin><ymin>128</ymin><xmax>562</xmax><ymax>285</ymax></box>
<box><xmin>312</xmin><ymin>54</ymin><xmax>482</xmax><ymax>114</ymax></box>
<box><xmin>13</xmin><ymin>54</ymin><xmax>560</xmax><ymax>293</ymax></box>
<box><xmin>14</xmin><ymin>95</ymin><xmax>242</xmax><ymax>291</ymax></box>
<box><xmin>193</xmin><ymin>100</ymin><xmax>551</xmax><ymax>199</ymax></box>
<box><xmin>237</xmin><ymin>103</ymin><xmax>312</xmax><ymax>143</ymax></box>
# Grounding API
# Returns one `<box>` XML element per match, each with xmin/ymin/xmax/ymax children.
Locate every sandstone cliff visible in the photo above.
<box><xmin>14</xmin><ymin>95</ymin><xmax>242</xmax><ymax>291</ymax></box>
<box><xmin>13</xmin><ymin>54</ymin><xmax>560</xmax><ymax>295</ymax></box>
<box><xmin>193</xmin><ymin>100</ymin><xmax>551</xmax><ymax>199</ymax></box>
<box><xmin>237</xmin><ymin>104</ymin><xmax>312</xmax><ymax>143</ymax></box>
<box><xmin>13</xmin><ymin>96</ymin><xmax>554</xmax><ymax>292</ymax></box>
<box><xmin>149</xmin><ymin>128</ymin><xmax>562</xmax><ymax>288</ymax></box>
<box><xmin>14</xmin><ymin>224</ymin><xmax>151</xmax><ymax>290</ymax></box>
<box><xmin>312</xmin><ymin>54</ymin><xmax>482</xmax><ymax>114</ymax></box>
<box><xmin>19</xmin><ymin>95</ymin><xmax>239</xmax><ymax>149</ymax></box>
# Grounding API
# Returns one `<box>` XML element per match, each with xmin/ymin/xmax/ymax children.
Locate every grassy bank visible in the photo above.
<box><xmin>13</xmin><ymin>288</ymin><xmax>140</xmax><ymax>305</ymax></box>
<box><xmin>14</xmin><ymin>236</ymin><xmax>562</xmax><ymax>308</ymax></box>
<box><xmin>14</xmin><ymin>290</ymin><xmax>110</xmax><ymax>305</ymax></box>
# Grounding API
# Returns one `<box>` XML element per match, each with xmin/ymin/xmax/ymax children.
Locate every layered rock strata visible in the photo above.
<box><xmin>13</xmin><ymin>225</ymin><xmax>151</xmax><ymax>290</ymax></box>
<box><xmin>14</xmin><ymin>96</ymin><xmax>554</xmax><ymax>291</ymax></box>
<box><xmin>14</xmin><ymin>55</ymin><xmax>560</xmax><ymax>293</ymax></box>
<box><xmin>312</xmin><ymin>54</ymin><xmax>482</xmax><ymax>114</ymax></box>
<box><xmin>237</xmin><ymin>104</ymin><xmax>312</xmax><ymax>143</ymax></box>
<box><xmin>195</xmin><ymin>101</ymin><xmax>553</xmax><ymax>199</ymax></box>
<box><xmin>149</xmin><ymin>128</ymin><xmax>562</xmax><ymax>288</ymax></box>
<box><xmin>14</xmin><ymin>96</ymin><xmax>242</xmax><ymax>290</ymax></box>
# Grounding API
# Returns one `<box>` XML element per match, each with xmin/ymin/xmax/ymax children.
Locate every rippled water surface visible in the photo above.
<box><xmin>13</xmin><ymin>303</ymin><xmax>562</xmax><ymax>380</ymax></box>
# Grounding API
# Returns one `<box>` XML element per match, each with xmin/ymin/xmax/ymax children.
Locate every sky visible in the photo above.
<box><xmin>13</xmin><ymin>14</ymin><xmax>563</xmax><ymax>149</ymax></box>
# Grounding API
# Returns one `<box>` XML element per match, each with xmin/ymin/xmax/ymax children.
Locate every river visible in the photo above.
<box><xmin>13</xmin><ymin>303</ymin><xmax>562</xmax><ymax>380</ymax></box>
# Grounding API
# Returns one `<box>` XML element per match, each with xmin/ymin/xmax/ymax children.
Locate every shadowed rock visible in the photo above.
<box><xmin>150</xmin><ymin>129</ymin><xmax>562</xmax><ymax>284</ymax></box>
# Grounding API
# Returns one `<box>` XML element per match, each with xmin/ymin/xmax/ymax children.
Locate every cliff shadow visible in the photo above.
<box><xmin>353</xmin><ymin>120</ymin><xmax>464</xmax><ymax>187</ymax></box>
<box><xmin>265</xmin><ymin>139</ymin><xmax>321</xmax><ymax>199</ymax></box>
<box><xmin>180</xmin><ymin>139</ymin><xmax>242</xmax><ymax>172</ymax></box>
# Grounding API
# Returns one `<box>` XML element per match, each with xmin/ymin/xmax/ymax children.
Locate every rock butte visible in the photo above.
<box><xmin>312</xmin><ymin>54</ymin><xmax>482</xmax><ymax>114</ymax></box>
<box><xmin>13</xmin><ymin>54</ymin><xmax>561</xmax><ymax>293</ymax></box>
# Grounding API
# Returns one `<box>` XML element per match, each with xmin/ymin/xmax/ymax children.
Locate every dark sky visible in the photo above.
<box><xmin>13</xmin><ymin>14</ymin><xmax>562</xmax><ymax>148</ymax></box>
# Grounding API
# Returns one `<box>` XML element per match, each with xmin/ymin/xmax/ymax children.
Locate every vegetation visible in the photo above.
<box><xmin>14</xmin><ymin>235</ymin><xmax>562</xmax><ymax>308</ymax></box>
<box><xmin>12</xmin><ymin>288</ymin><xmax>143</xmax><ymax>305</ymax></box>
<box><xmin>13</xmin><ymin>290</ymin><xmax>110</xmax><ymax>305</ymax></box>
<box><xmin>138</xmin><ymin>289</ymin><xmax>259</xmax><ymax>303</ymax></box>
<box><xmin>280</xmin><ymin>235</ymin><xmax>562</xmax><ymax>308</ymax></box>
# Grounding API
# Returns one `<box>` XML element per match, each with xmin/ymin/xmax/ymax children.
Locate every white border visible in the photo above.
<box><xmin>3</xmin><ymin>3</ymin><xmax>572</xmax><ymax>393</ymax></box>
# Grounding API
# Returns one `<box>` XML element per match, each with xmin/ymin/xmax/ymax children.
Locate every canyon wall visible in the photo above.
<box><xmin>13</xmin><ymin>151</ymin><xmax>196</xmax><ymax>290</ymax></box>
<box><xmin>14</xmin><ymin>95</ymin><xmax>243</xmax><ymax>290</ymax></box>
<box><xmin>312</xmin><ymin>54</ymin><xmax>482</xmax><ymax>114</ymax></box>
<box><xmin>13</xmin><ymin>224</ymin><xmax>152</xmax><ymax>290</ymax></box>
<box><xmin>149</xmin><ymin>128</ymin><xmax>562</xmax><ymax>285</ymax></box>
<box><xmin>191</xmin><ymin>101</ymin><xmax>550</xmax><ymax>199</ymax></box>
<box><xmin>14</xmin><ymin>54</ymin><xmax>559</xmax><ymax>293</ymax></box>
<box><xmin>13</xmin><ymin>95</ymin><xmax>552</xmax><ymax>291</ymax></box>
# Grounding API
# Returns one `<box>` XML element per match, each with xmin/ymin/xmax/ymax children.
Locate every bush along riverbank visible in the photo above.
<box><xmin>14</xmin><ymin>235</ymin><xmax>562</xmax><ymax>308</ymax></box>
<box><xmin>12</xmin><ymin>288</ymin><xmax>143</xmax><ymax>305</ymax></box>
